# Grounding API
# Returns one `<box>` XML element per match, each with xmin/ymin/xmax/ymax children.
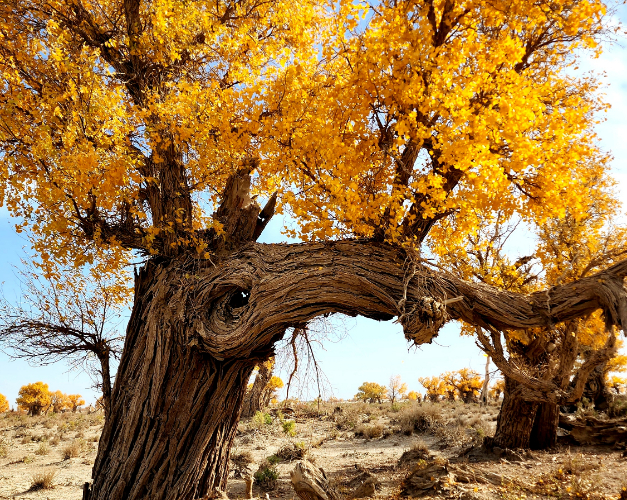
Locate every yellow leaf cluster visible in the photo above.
<box><xmin>0</xmin><ymin>0</ymin><xmax>614</xmax><ymax>272</ymax></box>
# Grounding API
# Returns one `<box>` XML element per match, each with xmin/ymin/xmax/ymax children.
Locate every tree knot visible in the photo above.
<box><xmin>399</xmin><ymin>296</ymin><xmax>448</xmax><ymax>345</ymax></box>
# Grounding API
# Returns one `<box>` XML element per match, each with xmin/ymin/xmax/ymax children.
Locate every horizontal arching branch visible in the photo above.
<box><xmin>182</xmin><ymin>240</ymin><xmax>627</xmax><ymax>360</ymax></box>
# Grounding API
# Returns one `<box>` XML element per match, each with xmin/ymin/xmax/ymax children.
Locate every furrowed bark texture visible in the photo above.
<box><xmin>88</xmin><ymin>240</ymin><xmax>627</xmax><ymax>500</ymax></box>
<box><xmin>489</xmin><ymin>377</ymin><xmax>539</xmax><ymax>449</ymax></box>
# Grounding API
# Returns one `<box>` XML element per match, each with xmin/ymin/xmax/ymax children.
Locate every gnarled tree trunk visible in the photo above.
<box><xmin>530</xmin><ymin>402</ymin><xmax>559</xmax><ymax>449</ymax></box>
<box><xmin>86</xmin><ymin>236</ymin><xmax>627</xmax><ymax>500</ymax></box>
<box><xmin>490</xmin><ymin>377</ymin><xmax>538</xmax><ymax>449</ymax></box>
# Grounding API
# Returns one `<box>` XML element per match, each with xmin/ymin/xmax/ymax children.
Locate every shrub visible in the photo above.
<box><xmin>282</xmin><ymin>419</ymin><xmax>296</xmax><ymax>436</ymax></box>
<box><xmin>30</xmin><ymin>470</ymin><xmax>56</xmax><ymax>490</ymax></box>
<box><xmin>254</xmin><ymin>460</ymin><xmax>279</xmax><ymax>491</ymax></box>
<box><xmin>397</xmin><ymin>404</ymin><xmax>443</xmax><ymax>435</ymax></box>
<box><xmin>355</xmin><ymin>423</ymin><xmax>384</xmax><ymax>439</ymax></box>
<box><xmin>35</xmin><ymin>443</ymin><xmax>50</xmax><ymax>456</ymax></box>
<box><xmin>275</xmin><ymin>442</ymin><xmax>307</xmax><ymax>461</ymax></box>
<box><xmin>62</xmin><ymin>439</ymin><xmax>85</xmax><ymax>459</ymax></box>
<box><xmin>0</xmin><ymin>437</ymin><xmax>9</xmax><ymax>458</ymax></box>
<box><xmin>251</xmin><ymin>411</ymin><xmax>272</xmax><ymax>428</ymax></box>
<box><xmin>22</xmin><ymin>455</ymin><xmax>35</xmax><ymax>463</ymax></box>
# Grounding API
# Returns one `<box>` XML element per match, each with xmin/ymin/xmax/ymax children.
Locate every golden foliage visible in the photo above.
<box><xmin>0</xmin><ymin>393</ymin><xmax>9</xmax><ymax>412</ymax></box>
<box><xmin>67</xmin><ymin>394</ymin><xmax>85</xmax><ymax>412</ymax></box>
<box><xmin>0</xmin><ymin>0</ymin><xmax>614</xmax><ymax>272</ymax></box>
<box><xmin>16</xmin><ymin>382</ymin><xmax>51</xmax><ymax>415</ymax></box>
<box><xmin>50</xmin><ymin>390</ymin><xmax>69</xmax><ymax>413</ymax></box>
<box><xmin>405</xmin><ymin>391</ymin><xmax>421</xmax><ymax>401</ymax></box>
<box><xmin>418</xmin><ymin>376</ymin><xmax>446</xmax><ymax>402</ymax></box>
<box><xmin>355</xmin><ymin>382</ymin><xmax>387</xmax><ymax>403</ymax></box>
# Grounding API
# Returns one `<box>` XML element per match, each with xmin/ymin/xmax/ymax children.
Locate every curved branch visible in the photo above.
<box><xmin>176</xmin><ymin>240</ymin><xmax>627</xmax><ymax>361</ymax></box>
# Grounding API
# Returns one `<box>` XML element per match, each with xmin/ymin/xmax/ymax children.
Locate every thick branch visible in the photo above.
<box><xmin>177</xmin><ymin>241</ymin><xmax>627</xmax><ymax>361</ymax></box>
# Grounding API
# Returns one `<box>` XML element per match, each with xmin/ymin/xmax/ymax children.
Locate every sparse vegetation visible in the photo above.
<box><xmin>62</xmin><ymin>439</ymin><xmax>85</xmax><ymax>459</ymax></box>
<box><xmin>29</xmin><ymin>470</ymin><xmax>56</xmax><ymax>490</ymax></box>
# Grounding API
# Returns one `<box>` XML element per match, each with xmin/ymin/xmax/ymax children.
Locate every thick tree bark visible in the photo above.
<box><xmin>490</xmin><ymin>377</ymin><xmax>538</xmax><ymax>449</ymax></box>
<box><xmin>241</xmin><ymin>361</ymin><xmax>272</xmax><ymax>418</ymax></box>
<box><xmin>89</xmin><ymin>263</ymin><xmax>256</xmax><ymax>500</ymax></box>
<box><xmin>86</xmin><ymin>239</ymin><xmax>627</xmax><ymax>499</ymax></box>
<box><xmin>530</xmin><ymin>402</ymin><xmax>559</xmax><ymax>449</ymax></box>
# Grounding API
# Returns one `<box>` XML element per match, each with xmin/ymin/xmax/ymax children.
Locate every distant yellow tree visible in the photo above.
<box><xmin>355</xmin><ymin>382</ymin><xmax>387</xmax><ymax>404</ymax></box>
<box><xmin>16</xmin><ymin>382</ymin><xmax>51</xmax><ymax>416</ymax></box>
<box><xmin>67</xmin><ymin>394</ymin><xmax>86</xmax><ymax>413</ymax></box>
<box><xmin>451</xmin><ymin>368</ymin><xmax>484</xmax><ymax>403</ymax></box>
<box><xmin>405</xmin><ymin>391</ymin><xmax>421</xmax><ymax>402</ymax></box>
<box><xmin>50</xmin><ymin>390</ymin><xmax>70</xmax><ymax>413</ymax></box>
<box><xmin>489</xmin><ymin>380</ymin><xmax>506</xmax><ymax>401</ymax></box>
<box><xmin>418</xmin><ymin>376</ymin><xmax>446</xmax><ymax>403</ymax></box>
<box><xmin>0</xmin><ymin>393</ymin><xmax>9</xmax><ymax>413</ymax></box>
<box><xmin>387</xmin><ymin>375</ymin><xmax>408</xmax><ymax>404</ymax></box>
<box><xmin>262</xmin><ymin>376</ymin><xmax>284</xmax><ymax>407</ymax></box>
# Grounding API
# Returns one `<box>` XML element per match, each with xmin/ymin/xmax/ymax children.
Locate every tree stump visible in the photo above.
<box><xmin>290</xmin><ymin>461</ymin><xmax>343</xmax><ymax>500</ymax></box>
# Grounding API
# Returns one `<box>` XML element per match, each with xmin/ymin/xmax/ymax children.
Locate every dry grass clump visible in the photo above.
<box><xmin>62</xmin><ymin>439</ymin><xmax>85</xmax><ymax>459</ymax></box>
<box><xmin>275</xmin><ymin>441</ymin><xmax>308</xmax><ymax>461</ymax></box>
<box><xmin>35</xmin><ymin>442</ymin><xmax>50</xmax><ymax>455</ymax></box>
<box><xmin>355</xmin><ymin>423</ymin><xmax>384</xmax><ymax>439</ymax></box>
<box><xmin>397</xmin><ymin>404</ymin><xmax>444</xmax><ymax>435</ymax></box>
<box><xmin>0</xmin><ymin>436</ymin><xmax>9</xmax><ymax>458</ymax></box>
<box><xmin>29</xmin><ymin>470</ymin><xmax>56</xmax><ymax>491</ymax></box>
<box><xmin>434</xmin><ymin>423</ymin><xmax>467</xmax><ymax>447</ymax></box>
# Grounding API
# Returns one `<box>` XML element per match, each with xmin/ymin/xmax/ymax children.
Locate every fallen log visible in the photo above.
<box><xmin>558</xmin><ymin>414</ymin><xmax>627</xmax><ymax>445</ymax></box>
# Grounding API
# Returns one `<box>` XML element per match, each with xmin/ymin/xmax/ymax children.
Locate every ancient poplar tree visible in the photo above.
<box><xmin>1</xmin><ymin>1</ymin><xmax>626</xmax><ymax>499</ymax></box>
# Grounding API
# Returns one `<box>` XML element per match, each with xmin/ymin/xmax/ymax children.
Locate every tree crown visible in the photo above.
<box><xmin>0</xmin><ymin>0</ymin><xmax>613</xmax><ymax>269</ymax></box>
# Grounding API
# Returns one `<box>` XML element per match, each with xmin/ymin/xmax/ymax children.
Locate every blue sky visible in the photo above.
<box><xmin>1</xmin><ymin>8</ymin><xmax>627</xmax><ymax>406</ymax></box>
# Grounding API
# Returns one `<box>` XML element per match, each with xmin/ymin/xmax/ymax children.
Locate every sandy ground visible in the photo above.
<box><xmin>1</xmin><ymin>402</ymin><xmax>626</xmax><ymax>500</ymax></box>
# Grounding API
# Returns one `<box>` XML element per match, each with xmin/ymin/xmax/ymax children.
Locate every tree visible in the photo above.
<box><xmin>447</xmin><ymin>368</ymin><xmax>484</xmax><ymax>403</ymax></box>
<box><xmin>50</xmin><ymin>390</ymin><xmax>70</xmax><ymax>413</ymax></box>
<box><xmin>0</xmin><ymin>393</ymin><xmax>9</xmax><ymax>413</ymax></box>
<box><xmin>0</xmin><ymin>259</ymin><xmax>128</xmax><ymax>419</ymax></box>
<box><xmin>1</xmin><ymin>1</ymin><xmax>626</xmax><ymax>498</ymax></box>
<box><xmin>241</xmin><ymin>358</ymin><xmax>274</xmax><ymax>418</ymax></box>
<box><xmin>489</xmin><ymin>380</ymin><xmax>505</xmax><ymax>401</ymax></box>
<box><xmin>16</xmin><ymin>382</ymin><xmax>51</xmax><ymax>416</ymax></box>
<box><xmin>355</xmin><ymin>382</ymin><xmax>387</xmax><ymax>404</ymax></box>
<box><xmin>387</xmin><ymin>375</ymin><xmax>408</xmax><ymax>404</ymax></box>
<box><xmin>68</xmin><ymin>394</ymin><xmax>86</xmax><ymax>412</ymax></box>
<box><xmin>406</xmin><ymin>391</ymin><xmax>421</xmax><ymax>402</ymax></box>
<box><xmin>262</xmin><ymin>376</ymin><xmax>284</xmax><ymax>407</ymax></box>
<box><xmin>418</xmin><ymin>376</ymin><xmax>446</xmax><ymax>402</ymax></box>
<box><xmin>439</xmin><ymin>196</ymin><xmax>627</xmax><ymax>448</ymax></box>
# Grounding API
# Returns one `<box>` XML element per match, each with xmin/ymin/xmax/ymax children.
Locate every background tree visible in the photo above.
<box><xmin>438</xmin><ymin>182</ymin><xmax>627</xmax><ymax>448</ymax></box>
<box><xmin>241</xmin><ymin>358</ymin><xmax>274</xmax><ymax>418</ymax></box>
<box><xmin>387</xmin><ymin>375</ymin><xmax>408</xmax><ymax>405</ymax></box>
<box><xmin>67</xmin><ymin>394</ymin><xmax>86</xmax><ymax>413</ymax></box>
<box><xmin>0</xmin><ymin>259</ymin><xmax>128</xmax><ymax>419</ymax></box>
<box><xmin>0</xmin><ymin>393</ymin><xmax>9</xmax><ymax>413</ymax></box>
<box><xmin>262</xmin><ymin>376</ymin><xmax>284</xmax><ymax>407</ymax></box>
<box><xmin>50</xmin><ymin>390</ymin><xmax>70</xmax><ymax>413</ymax></box>
<box><xmin>16</xmin><ymin>382</ymin><xmax>51</xmax><ymax>416</ymax></box>
<box><xmin>355</xmin><ymin>382</ymin><xmax>387</xmax><ymax>404</ymax></box>
<box><xmin>489</xmin><ymin>380</ymin><xmax>505</xmax><ymax>401</ymax></box>
<box><xmin>1</xmin><ymin>0</ymin><xmax>626</xmax><ymax>498</ymax></box>
<box><xmin>418</xmin><ymin>376</ymin><xmax>446</xmax><ymax>402</ymax></box>
<box><xmin>406</xmin><ymin>391</ymin><xmax>421</xmax><ymax>402</ymax></box>
<box><xmin>448</xmin><ymin>368</ymin><xmax>484</xmax><ymax>403</ymax></box>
